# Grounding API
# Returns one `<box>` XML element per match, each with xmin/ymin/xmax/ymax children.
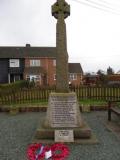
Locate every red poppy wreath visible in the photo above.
<box><xmin>27</xmin><ymin>143</ymin><xmax>70</xmax><ymax>160</ymax></box>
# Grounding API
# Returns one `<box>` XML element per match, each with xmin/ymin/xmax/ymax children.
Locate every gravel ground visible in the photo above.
<box><xmin>0</xmin><ymin>111</ymin><xmax>120</xmax><ymax>160</ymax></box>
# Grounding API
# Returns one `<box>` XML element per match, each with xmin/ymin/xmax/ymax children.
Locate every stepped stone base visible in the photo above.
<box><xmin>33</xmin><ymin>120</ymin><xmax>98</xmax><ymax>144</ymax></box>
<box><xmin>33</xmin><ymin>92</ymin><xmax>96</xmax><ymax>144</ymax></box>
<box><xmin>33</xmin><ymin>135</ymin><xmax>98</xmax><ymax>144</ymax></box>
<box><xmin>35</xmin><ymin>121</ymin><xmax>91</xmax><ymax>139</ymax></box>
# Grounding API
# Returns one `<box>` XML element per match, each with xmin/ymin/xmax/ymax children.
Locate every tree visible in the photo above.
<box><xmin>97</xmin><ymin>69</ymin><xmax>108</xmax><ymax>86</ymax></box>
<box><xmin>107</xmin><ymin>66</ymin><xmax>114</xmax><ymax>75</ymax></box>
<box><xmin>97</xmin><ymin>69</ymin><xmax>105</xmax><ymax>75</ymax></box>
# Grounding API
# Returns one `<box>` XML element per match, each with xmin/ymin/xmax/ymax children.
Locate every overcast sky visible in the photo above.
<box><xmin>0</xmin><ymin>0</ymin><xmax>120</xmax><ymax>73</ymax></box>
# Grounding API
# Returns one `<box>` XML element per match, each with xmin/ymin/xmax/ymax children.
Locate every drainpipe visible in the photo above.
<box><xmin>8</xmin><ymin>73</ymin><xmax>10</xmax><ymax>84</ymax></box>
<box><xmin>46</xmin><ymin>58</ymin><xmax>49</xmax><ymax>85</ymax></box>
<box><xmin>14</xmin><ymin>75</ymin><xmax>15</xmax><ymax>82</ymax></box>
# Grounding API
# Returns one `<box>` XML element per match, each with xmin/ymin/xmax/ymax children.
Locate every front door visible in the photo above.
<box><xmin>10</xmin><ymin>74</ymin><xmax>20</xmax><ymax>83</ymax></box>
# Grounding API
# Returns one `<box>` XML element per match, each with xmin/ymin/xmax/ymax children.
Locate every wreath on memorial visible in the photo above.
<box><xmin>27</xmin><ymin>143</ymin><xmax>46</xmax><ymax>160</ymax></box>
<box><xmin>51</xmin><ymin>143</ymin><xmax>70</xmax><ymax>160</ymax></box>
<box><xmin>27</xmin><ymin>143</ymin><xmax>70</xmax><ymax>160</ymax></box>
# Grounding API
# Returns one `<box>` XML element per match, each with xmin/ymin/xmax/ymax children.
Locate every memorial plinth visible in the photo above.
<box><xmin>34</xmin><ymin>92</ymin><xmax>92</xmax><ymax>143</ymax></box>
<box><xmin>44</xmin><ymin>92</ymin><xmax>83</xmax><ymax>128</ymax></box>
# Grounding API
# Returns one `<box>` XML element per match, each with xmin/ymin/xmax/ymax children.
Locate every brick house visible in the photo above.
<box><xmin>107</xmin><ymin>74</ymin><xmax>120</xmax><ymax>85</ymax></box>
<box><xmin>83</xmin><ymin>74</ymin><xmax>99</xmax><ymax>86</ymax></box>
<box><xmin>68</xmin><ymin>63</ymin><xmax>83</xmax><ymax>86</ymax></box>
<box><xmin>0</xmin><ymin>44</ymin><xmax>83</xmax><ymax>86</ymax></box>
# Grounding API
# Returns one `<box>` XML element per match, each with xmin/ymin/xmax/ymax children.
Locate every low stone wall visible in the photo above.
<box><xmin>0</xmin><ymin>105</ymin><xmax>107</xmax><ymax>113</ymax></box>
<box><xmin>90</xmin><ymin>105</ymin><xmax>107</xmax><ymax>111</ymax></box>
<box><xmin>0</xmin><ymin>105</ymin><xmax>47</xmax><ymax>113</ymax></box>
<box><xmin>80</xmin><ymin>105</ymin><xmax>107</xmax><ymax>112</ymax></box>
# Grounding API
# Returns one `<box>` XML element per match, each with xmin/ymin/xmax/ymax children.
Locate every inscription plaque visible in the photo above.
<box><xmin>55</xmin><ymin>130</ymin><xmax>74</xmax><ymax>142</ymax></box>
<box><xmin>49</xmin><ymin>94</ymin><xmax>78</xmax><ymax>127</ymax></box>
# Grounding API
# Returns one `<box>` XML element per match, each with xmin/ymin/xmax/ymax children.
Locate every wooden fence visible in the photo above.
<box><xmin>0</xmin><ymin>86</ymin><xmax>120</xmax><ymax>104</ymax></box>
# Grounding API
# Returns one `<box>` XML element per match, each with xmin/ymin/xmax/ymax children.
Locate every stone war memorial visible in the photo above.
<box><xmin>34</xmin><ymin>0</ymin><xmax>93</xmax><ymax>143</ymax></box>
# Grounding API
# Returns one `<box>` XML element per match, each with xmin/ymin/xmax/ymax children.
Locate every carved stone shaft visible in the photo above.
<box><xmin>52</xmin><ymin>0</ymin><xmax>70</xmax><ymax>93</ymax></box>
<box><xmin>56</xmin><ymin>13</ymin><xmax>69</xmax><ymax>92</ymax></box>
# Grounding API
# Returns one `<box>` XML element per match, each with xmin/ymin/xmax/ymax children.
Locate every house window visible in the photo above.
<box><xmin>30</xmin><ymin>60</ymin><xmax>40</xmax><ymax>67</ymax></box>
<box><xmin>54</xmin><ymin>74</ymin><xmax>56</xmax><ymax>80</ymax></box>
<box><xmin>53</xmin><ymin>59</ymin><xmax>56</xmax><ymax>66</ymax></box>
<box><xmin>9</xmin><ymin>59</ymin><xmax>19</xmax><ymax>67</ymax></box>
<box><xmin>26</xmin><ymin>75</ymin><xmax>30</xmax><ymax>81</ymax></box>
<box><xmin>26</xmin><ymin>75</ymin><xmax>41</xmax><ymax>82</ymax></box>
<box><xmin>80</xmin><ymin>75</ymin><xmax>82</xmax><ymax>81</ymax></box>
<box><xmin>69</xmin><ymin>73</ymin><xmax>77</xmax><ymax>80</ymax></box>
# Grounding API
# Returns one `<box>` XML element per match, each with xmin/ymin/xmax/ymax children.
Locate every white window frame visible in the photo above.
<box><xmin>30</xmin><ymin>60</ymin><xmax>40</xmax><ymax>67</ymax></box>
<box><xmin>9</xmin><ymin>59</ymin><xmax>19</xmax><ymax>67</ymax></box>
<box><xmin>26</xmin><ymin>75</ymin><xmax>30</xmax><ymax>81</ymax></box>
<box><xmin>69</xmin><ymin>73</ymin><xmax>77</xmax><ymax>81</ymax></box>
<box><xmin>26</xmin><ymin>75</ymin><xmax>41</xmax><ymax>83</ymax></box>
<box><xmin>54</xmin><ymin>74</ymin><xmax>56</xmax><ymax>80</ymax></box>
<box><xmin>53</xmin><ymin>59</ymin><xmax>56</xmax><ymax>66</ymax></box>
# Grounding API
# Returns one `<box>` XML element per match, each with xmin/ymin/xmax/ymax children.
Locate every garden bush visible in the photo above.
<box><xmin>0</xmin><ymin>80</ymin><xmax>29</xmax><ymax>95</ymax></box>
